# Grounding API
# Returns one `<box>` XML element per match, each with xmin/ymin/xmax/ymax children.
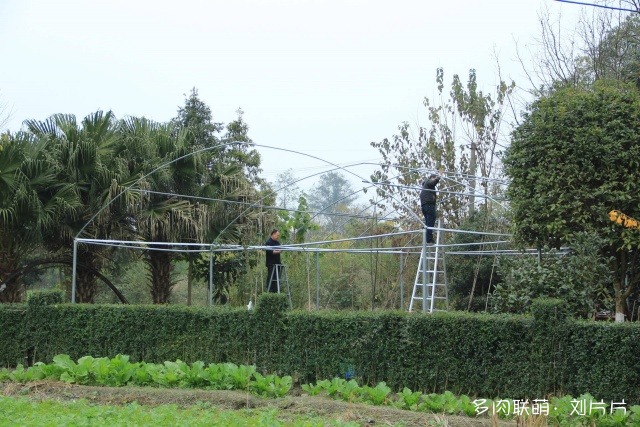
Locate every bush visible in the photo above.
<box><xmin>492</xmin><ymin>233</ymin><xmax>611</xmax><ymax>318</ymax></box>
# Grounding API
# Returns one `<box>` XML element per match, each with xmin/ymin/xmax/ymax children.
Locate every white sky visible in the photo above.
<box><xmin>1</xmin><ymin>0</ymin><xmax>581</xmax><ymax>194</ymax></box>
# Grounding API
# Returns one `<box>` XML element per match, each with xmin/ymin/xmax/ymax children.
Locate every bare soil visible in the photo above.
<box><xmin>2</xmin><ymin>381</ymin><xmax>516</xmax><ymax>427</ymax></box>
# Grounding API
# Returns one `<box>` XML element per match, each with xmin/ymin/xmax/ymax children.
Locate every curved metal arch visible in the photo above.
<box><xmin>209</xmin><ymin>147</ymin><xmax>422</xmax><ymax>243</ymax></box>
<box><xmin>71</xmin><ymin>140</ymin><xmax>514</xmax><ymax>304</ymax></box>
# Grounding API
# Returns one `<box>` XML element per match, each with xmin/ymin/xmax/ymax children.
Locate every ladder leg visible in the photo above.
<box><xmin>268</xmin><ymin>265</ymin><xmax>277</xmax><ymax>293</ymax></box>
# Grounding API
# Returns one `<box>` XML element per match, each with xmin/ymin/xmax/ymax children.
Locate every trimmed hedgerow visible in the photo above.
<box><xmin>2</xmin><ymin>293</ymin><xmax>640</xmax><ymax>402</ymax></box>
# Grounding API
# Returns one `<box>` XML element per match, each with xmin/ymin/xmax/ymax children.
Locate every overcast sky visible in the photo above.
<box><xmin>1</xmin><ymin>0</ymin><xmax>582</xmax><ymax>193</ymax></box>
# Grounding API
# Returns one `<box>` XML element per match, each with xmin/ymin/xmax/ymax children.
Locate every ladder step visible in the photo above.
<box><xmin>409</xmin><ymin>221</ymin><xmax>448</xmax><ymax>313</ymax></box>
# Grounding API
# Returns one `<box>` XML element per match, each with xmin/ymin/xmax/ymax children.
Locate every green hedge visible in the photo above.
<box><xmin>2</xmin><ymin>293</ymin><xmax>639</xmax><ymax>402</ymax></box>
<box><xmin>0</xmin><ymin>304</ymin><xmax>27</xmax><ymax>367</ymax></box>
<box><xmin>24</xmin><ymin>303</ymin><xmax>253</xmax><ymax>366</ymax></box>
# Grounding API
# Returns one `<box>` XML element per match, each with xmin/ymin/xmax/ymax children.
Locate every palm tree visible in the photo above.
<box><xmin>121</xmin><ymin>115</ymin><xmax>271</xmax><ymax>304</ymax></box>
<box><xmin>24</xmin><ymin>111</ymin><xmax>132</xmax><ymax>303</ymax></box>
<box><xmin>119</xmin><ymin>118</ymin><xmax>212</xmax><ymax>303</ymax></box>
<box><xmin>0</xmin><ymin>132</ymin><xmax>79</xmax><ymax>302</ymax></box>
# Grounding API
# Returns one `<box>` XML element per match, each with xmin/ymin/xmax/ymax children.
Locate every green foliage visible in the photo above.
<box><xmin>394</xmin><ymin>387</ymin><xmax>422</xmax><ymax>411</ymax></box>
<box><xmin>6</xmin><ymin>353</ymin><xmax>290</xmax><ymax>397</ymax></box>
<box><xmin>279</xmin><ymin>194</ymin><xmax>317</xmax><ymax>244</ymax></box>
<box><xmin>362</xmin><ymin>382</ymin><xmax>391</xmax><ymax>405</ymax></box>
<box><xmin>301</xmin><ymin>380</ymin><xmax>326</xmax><ymax>396</ymax></box>
<box><xmin>192</xmin><ymin>251</ymin><xmax>250</xmax><ymax>303</ymax></box>
<box><xmin>492</xmin><ymin>233</ymin><xmax>611</xmax><ymax>317</ymax></box>
<box><xmin>506</xmin><ymin>81</ymin><xmax>640</xmax><ymax>246</ymax></box>
<box><xmin>5</xmin><ymin>354</ymin><xmax>640</xmax><ymax>424</ymax></box>
<box><xmin>8</xmin><ymin>101</ymin><xmax>263</xmax><ymax>305</ymax></box>
<box><xmin>4</xmin><ymin>293</ymin><xmax>640</xmax><ymax>402</ymax></box>
<box><xmin>8</xmin><ymin>364</ymin><xmax>40</xmax><ymax>382</ymax></box>
<box><xmin>24</xmin><ymin>111</ymin><xmax>124</xmax><ymax>303</ymax></box>
<box><xmin>251</xmin><ymin>372</ymin><xmax>293</xmax><ymax>398</ymax></box>
<box><xmin>224</xmin><ymin>362</ymin><xmax>256</xmax><ymax>390</ymax></box>
<box><xmin>545</xmin><ymin>394</ymin><xmax>640</xmax><ymax>426</ymax></box>
<box><xmin>504</xmin><ymin>81</ymin><xmax>640</xmax><ymax>318</ymax></box>
<box><xmin>173</xmin><ymin>87</ymin><xmax>223</xmax><ymax>149</ymax></box>
<box><xmin>421</xmin><ymin>391</ymin><xmax>461</xmax><ymax>414</ymax></box>
<box><xmin>578</xmin><ymin>15</ymin><xmax>640</xmax><ymax>86</ymax></box>
<box><xmin>0</xmin><ymin>396</ymin><xmax>356</xmax><ymax>426</ymax></box>
<box><xmin>0</xmin><ymin>304</ymin><xmax>26</xmax><ymax>366</ymax></box>
<box><xmin>0</xmin><ymin>131</ymin><xmax>79</xmax><ymax>303</ymax></box>
<box><xmin>370</xmin><ymin>67</ymin><xmax>514</xmax><ymax>228</ymax></box>
<box><xmin>94</xmin><ymin>354</ymin><xmax>136</xmax><ymax>386</ymax></box>
<box><xmin>26</xmin><ymin>289</ymin><xmax>63</xmax><ymax>307</ymax></box>
<box><xmin>446</xmin><ymin>210</ymin><xmax>510</xmax><ymax>311</ymax></box>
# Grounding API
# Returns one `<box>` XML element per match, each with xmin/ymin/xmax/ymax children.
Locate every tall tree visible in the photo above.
<box><xmin>504</xmin><ymin>80</ymin><xmax>640</xmax><ymax>322</ymax></box>
<box><xmin>0</xmin><ymin>132</ymin><xmax>78</xmax><ymax>302</ymax></box>
<box><xmin>274</xmin><ymin>169</ymin><xmax>302</xmax><ymax>210</ymax></box>
<box><xmin>119</xmin><ymin>117</ymin><xmax>209</xmax><ymax>303</ymax></box>
<box><xmin>308</xmin><ymin>171</ymin><xmax>356</xmax><ymax>232</ymax></box>
<box><xmin>370</xmin><ymin>68</ymin><xmax>513</xmax><ymax>229</ymax></box>
<box><xmin>520</xmin><ymin>8</ymin><xmax>640</xmax><ymax>93</ymax></box>
<box><xmin>173</xmin><ymin>92</ymin><xmax>263</xmax><ymax>304</ymax></box>
<box><xmin>174</xmin><ymin>89</ymin><xmax>261</xmax><ymax>182</ymax></box>
<box><xmin>24</xmin><ymin>111</ymin><xmax>129</xmax><ymax>303</ymax></box>
<box><xmin>592</xmin><ymin>15</ymin><xmax>640</xmax><ymax>84</ymax></box>
<box><xmin>172</xmin><ymin>93</ymin><xmax>265</xmax><ymax>304</ymax></box>
<box><xmin>173</xmin><ymin>87</ymin><xmax>223</xmax><ymax>149</ymax></box>
<box><xmin>220</xmin><ymin>109</ymin><xmax>262</xmax><ymax>182</ymax></box>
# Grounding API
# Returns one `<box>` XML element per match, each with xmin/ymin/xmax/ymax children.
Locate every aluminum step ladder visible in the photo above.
<box><xmin>409</xmin><ymin>220</ymin><xmax>448</xmax><ymax>313</ymax></box>
<box><xmin>268</xmin><ymin>264</ymin><xmax>293</xmax><ymax>308</ymax></box>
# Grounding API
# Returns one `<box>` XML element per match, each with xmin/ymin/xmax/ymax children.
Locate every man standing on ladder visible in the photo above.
<box><xmin>265</xmin><ymin>229</ymin><xmax>283</xmax><ymax>292</ymax></box>
<box><xmin>420</xmin><ymin>171</ymin><xmax>442</xmax><ymax>244</ymax></box>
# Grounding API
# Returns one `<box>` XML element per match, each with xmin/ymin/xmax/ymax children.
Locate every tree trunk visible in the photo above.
<box><xmin>615</xmin><ymin>297</ymin><xmax>626</xmax><ymax>323</ymax></box>
<box><xmin>0</xmin><ymin>253</ymin><xmax>24</xmax><ymax>303</ymax></box>
<box><xmin>0</xmin><ymin>277</ymin><xmax>24</xmax><ymax>303</ymax></box>
<box><xmin>613</xmin><ymin>276</ymin><xmax>628</xmax><ymax>323</ymax></box>
<box><xmin>148</xmin><ymin>251</ymin><xmax>174</xmax><ymax>304</ymax></box>
<box><xmin>75</xmin><ymin>251</ymin><xmax>100</xmax><ymax>303</ymax></box>
<box><xmin>0</xmin><ymin>246</ymin><xmax>25</xmax><ymax>303</ymax></box>
<box><xmin>76</xmin><ymin>269</ymin><xmax>98</xmax><ymax>303</ymax></box>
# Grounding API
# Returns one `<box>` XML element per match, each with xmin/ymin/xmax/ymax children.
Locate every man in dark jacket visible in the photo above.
<box><xmin>420</xmin><ymin>173</ymin><xmax>441</xmax><ymax>243</ymax></box>
<box><xmin>265</xmin><ymin>229</ymin><xmax>282</xmax><ymax>292</ymax></box>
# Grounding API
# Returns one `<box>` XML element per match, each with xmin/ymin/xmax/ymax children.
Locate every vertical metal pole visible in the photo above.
<box><xmin>71</xmin><ymin>239</ymin><xmax>78</xmax><ymax>303</ymax></box>
<box><xmin>209</xmin><ymin>251</ymin><xmax>214</xmax><ymax>307</ymax></box>
<box><xmin>315</xmin><ymin>252</ymin><xmax>320</xmax><ymax>310</ymax></box>
<box><xmin>399</xmin><ymin>252</ymin><xmax>404</xmax><ymax>310</ymax></box>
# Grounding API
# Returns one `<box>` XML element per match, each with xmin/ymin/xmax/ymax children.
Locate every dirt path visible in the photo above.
<box><xmin>2</xmin><ymin>381</ymin><xmax>515</xmax><ymax>426</ymax></box>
